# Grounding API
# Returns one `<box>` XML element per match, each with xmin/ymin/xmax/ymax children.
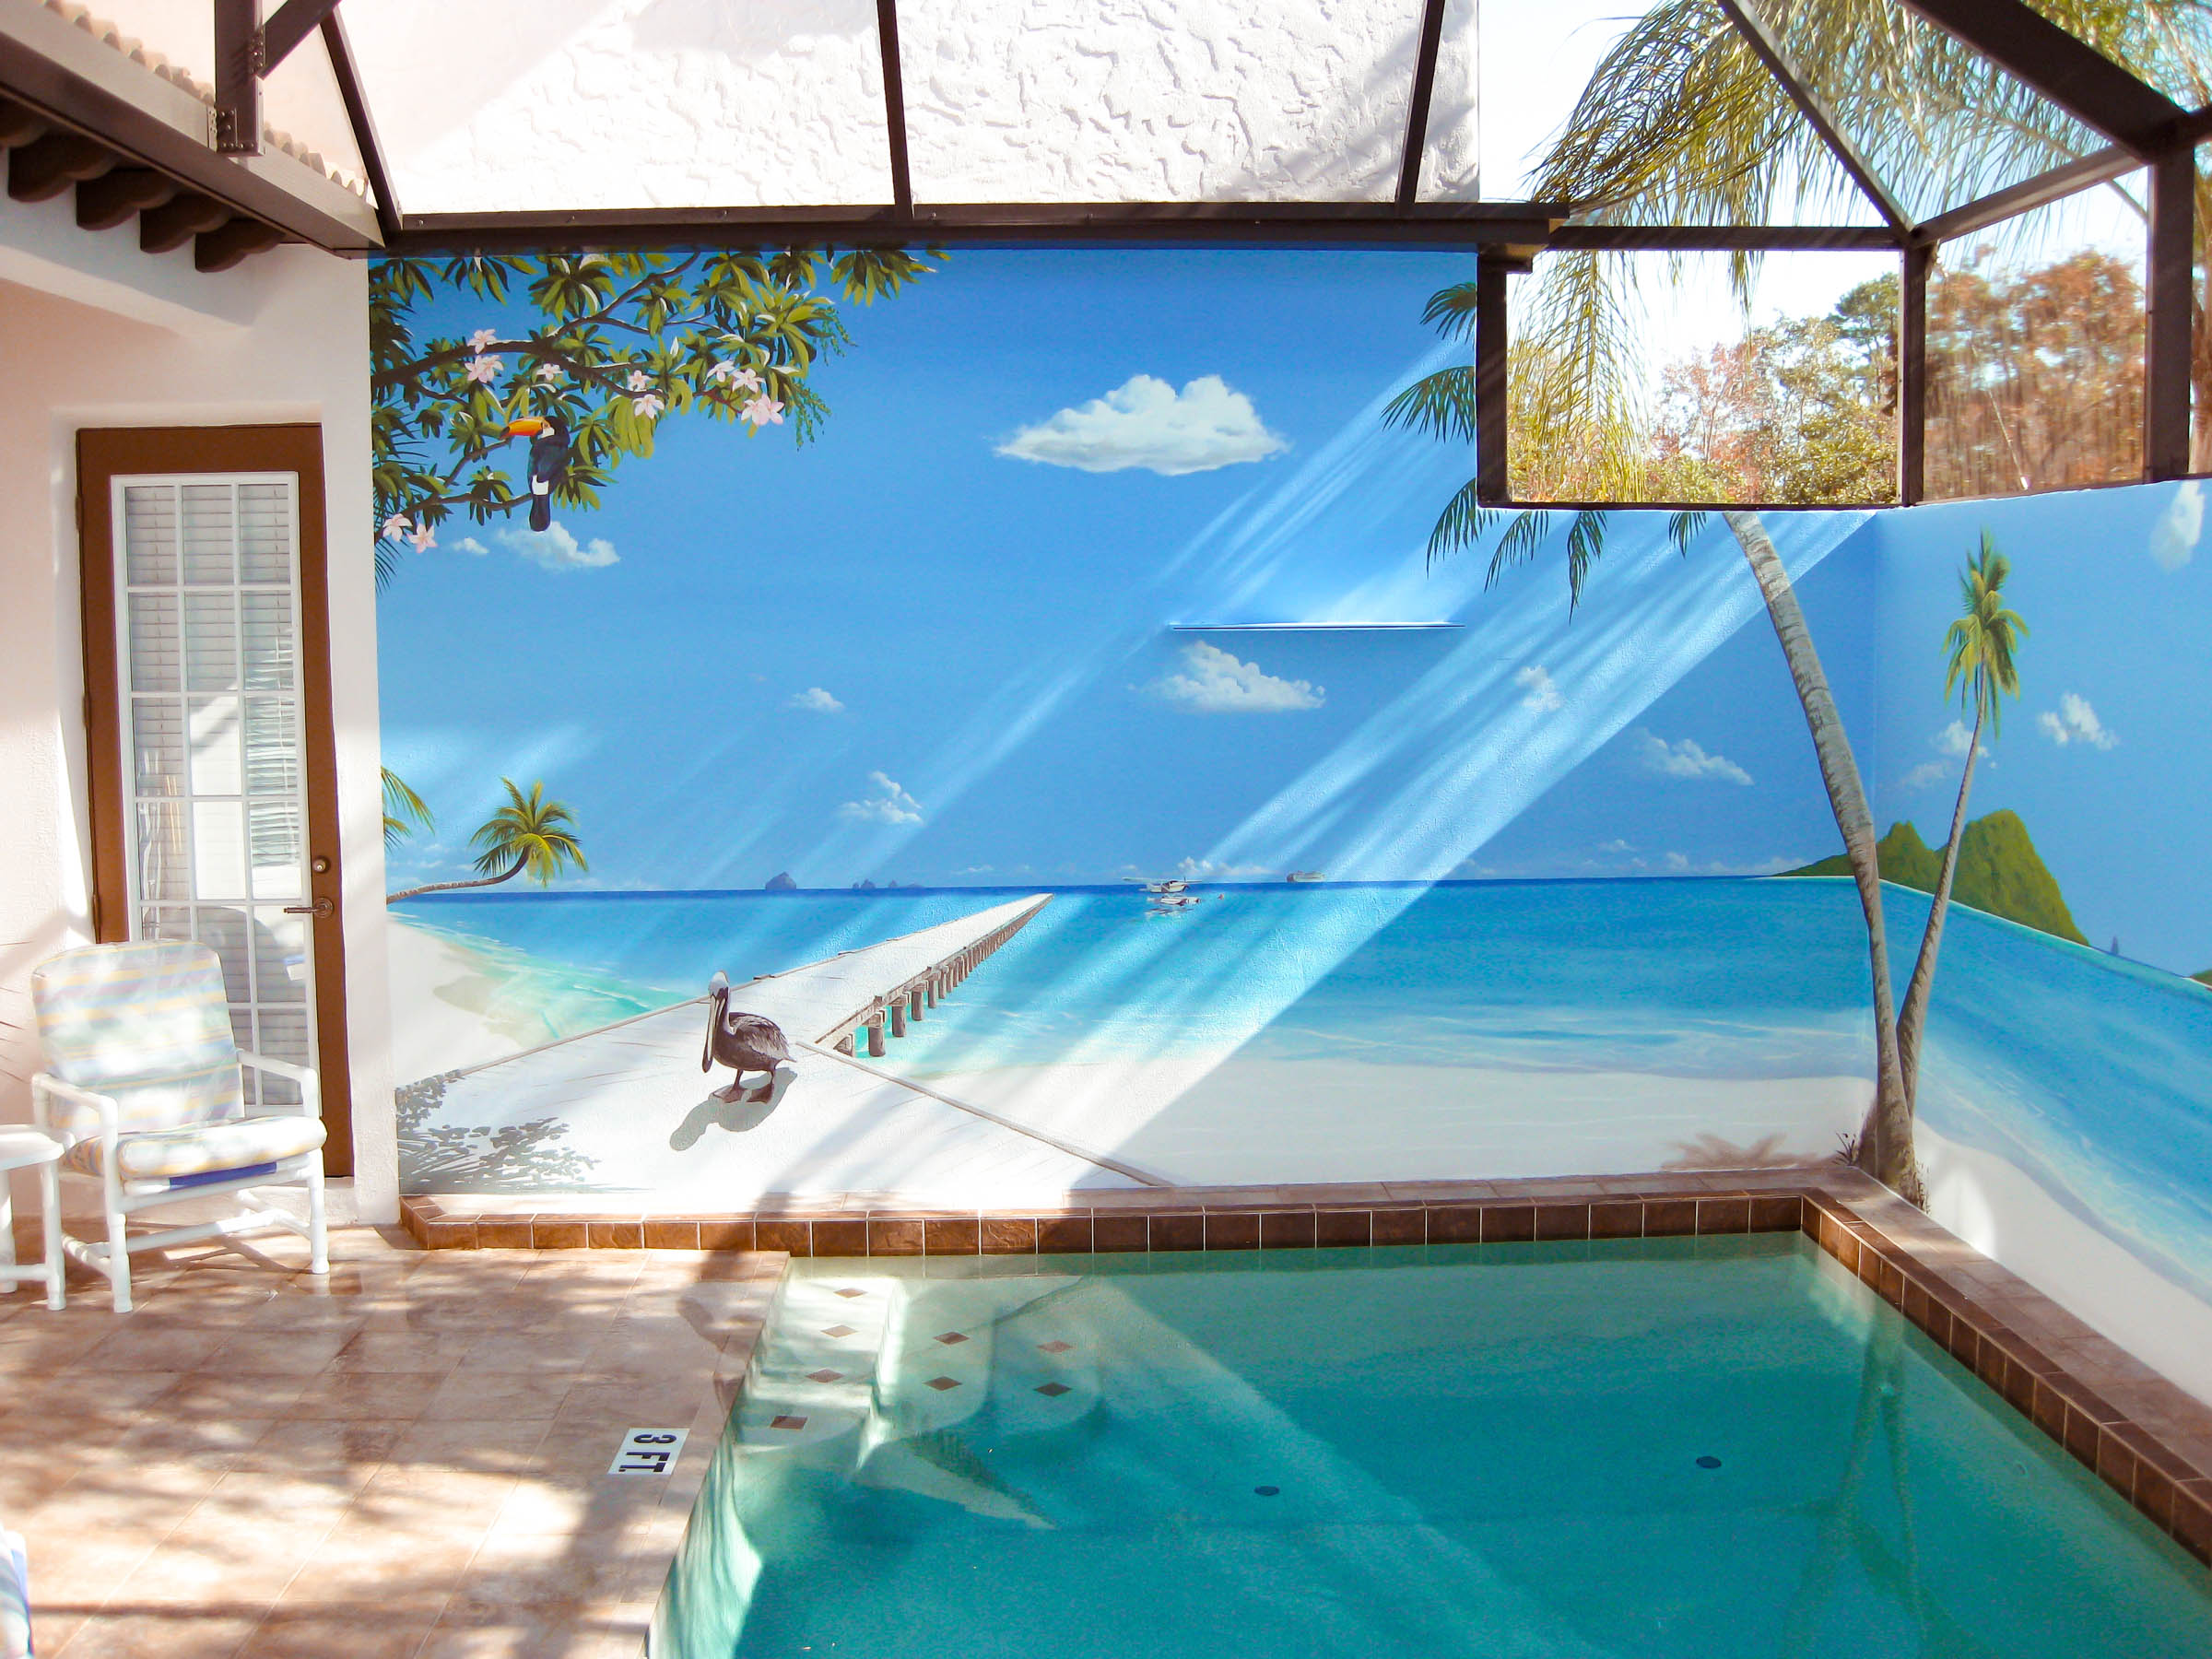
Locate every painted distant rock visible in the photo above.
<box><xmin>1782</xmin><ymin>811</ymin><xmax>2087</xmax><ymax>945</ymax></box>
<box><xmin>764</xmin><ymin>872</ymin><xmax>796</xmax><ymax>891</ymax></box>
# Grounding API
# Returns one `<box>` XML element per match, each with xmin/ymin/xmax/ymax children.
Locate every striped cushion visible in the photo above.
<box><xmin>58</xmin><ymin>1113</ymin><xmax>324</xmax><ymax>1184</ymax></box>
<box><xmin>31</xmin><ymin>941</ymin><xmax>243</xmax><ymax>1137</ymax></box>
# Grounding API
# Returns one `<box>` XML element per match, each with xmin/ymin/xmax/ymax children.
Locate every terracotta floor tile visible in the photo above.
<box><xmin>45</xmin><ymin>1608</ymin><xmax>263</xmax><ymax>1659</ymax></box>
<box><xmin>418</xmin><ymin>1371</ymin><xmax>572</xmax><ymax>1424</ymax></box>
<box><xmin>285</xmin><ymin>1371</ymin><xmax>438</xmax><ymax>1422</ymax></box>
<box><xmin>204</xmin><ymin>1327</ymin><xmax>364</xmax><ymax>1375</ymax></box>
<box><xmin>232</xmin><ymin>1607</ymin><xmax>443</xmax><ymax>1658</ymax></box>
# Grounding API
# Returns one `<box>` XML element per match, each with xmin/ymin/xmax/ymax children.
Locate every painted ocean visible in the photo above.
<box><xmin>393</xmin><ymin>877</ymin><xmax>2212</xmax><ymax>1303</ymax></box>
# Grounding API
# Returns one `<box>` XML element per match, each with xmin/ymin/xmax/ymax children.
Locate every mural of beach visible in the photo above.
<box><xmin>375</xmin><ymin>241</ymin><xmax>2212</xmax><ymax>1401</ymax></box>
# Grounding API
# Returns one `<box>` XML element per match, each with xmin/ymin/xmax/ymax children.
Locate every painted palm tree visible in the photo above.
<box><xmin>1483</xmin><ymin>0</ymin><xmax>2212</xmax><ymax>492</ymax></box>
<box><xmin>1383</xmin><ymin>488</ymin><xmax>1918</xmax><ymax>1197</ymax></box>
<box><xmin>386</xmin><ymin>779</ymin><xmax>586</xmax><ymax>902</ymax></box>
<box><xmin>382</xmin><ymin>767</ymin><xmax>434</xmax><ymax>850</ymax></box>
<box><xmin>1894</xmin><ymin>534</ymin><xmax>2028</xmax><ymax>1101</ymax></box>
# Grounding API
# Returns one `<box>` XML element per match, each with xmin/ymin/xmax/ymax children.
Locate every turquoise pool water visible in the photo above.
<box><xmin>654</xmin><ymin>1236</ymin><xmax>2212</xmax><ymax>1658</ymax></box>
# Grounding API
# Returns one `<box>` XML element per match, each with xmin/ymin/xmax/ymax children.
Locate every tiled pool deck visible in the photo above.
<box><xmin>7</xmin><ymin>1166</ymin><xmax>2212</xmax><ymax>1657</ymax></box>
<box><xmin>0</xmin><ymin>1226</ymin><xmax>782</xmax><ymax>1657</ymax></box>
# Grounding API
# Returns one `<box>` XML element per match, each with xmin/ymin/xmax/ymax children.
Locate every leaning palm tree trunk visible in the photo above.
<box><xmin>1895</xmin><ymin>704</ymin><xmax>1983</xmax><ymax>1106</ymax></box>
<box><xmin>386</xmin><ymin>856</ymin><xmax>524</xmax><ymax>904</ymax></box>
<box><xmin>1724</xmin><ymin>511</ymin><xmax>1915</xmax><ymax>1196</ymax></box>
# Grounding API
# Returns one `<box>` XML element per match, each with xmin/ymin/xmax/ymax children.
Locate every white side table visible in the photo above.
<box><xmin>0</xmin><ymin>1128</ymin><xmax>64</xmax><ymax>1312</ymax></box>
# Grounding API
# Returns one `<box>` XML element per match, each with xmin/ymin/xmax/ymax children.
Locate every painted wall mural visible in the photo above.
<box><xmin>374</xmin><ymin>245</ymin><xmax>2212</xmax><ymax>1392</ymax></box>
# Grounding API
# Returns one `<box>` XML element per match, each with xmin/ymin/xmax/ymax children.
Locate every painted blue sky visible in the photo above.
<box><xmin>375</xmin><ymin>247</ymin><xmax>2206</xmax><ymax>972</ymax></box>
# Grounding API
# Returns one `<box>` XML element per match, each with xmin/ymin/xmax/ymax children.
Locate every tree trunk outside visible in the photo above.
<box><xmin>1895</xmin><ymin>701</ymin><xmax>1983</xmax><ymax>1106</ymax></box>
<box><xmin>386</xmin><ymin>857</ymin><xmax>524</xmax><ymax>904</ymax></box>
<box><xmin>1722</xmin><ymin>511</ymin><xmax>1917</xmax><ymax>1201</ymax></box>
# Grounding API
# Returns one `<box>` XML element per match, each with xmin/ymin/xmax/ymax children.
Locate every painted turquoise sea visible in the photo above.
<box><xmin>653</xmin><ymin>1237</ymin><xmax>2212</xmax><ymax>1658</ymax></box>
<box><xmin>396</xmin><ymin>877</ymin><xmax>2212</xmax><ymax>1298</ymax></box>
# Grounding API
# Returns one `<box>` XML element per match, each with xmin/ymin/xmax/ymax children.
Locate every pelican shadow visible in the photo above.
<box><xmin>670</xmin><ymin>1064</ymin><xmax>796</xmax><ymax>1150</ymax></box>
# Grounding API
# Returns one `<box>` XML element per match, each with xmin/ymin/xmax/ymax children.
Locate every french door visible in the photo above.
<box><xmin>77</xmin><ymin>428</ymin><xmax>351</xmax><ymax>1171</ymax></box>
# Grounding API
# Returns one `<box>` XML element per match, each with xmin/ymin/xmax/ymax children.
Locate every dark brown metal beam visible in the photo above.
<box><xmin>393</xmin><ymin>199</ymin><xmax>1573</xmax><ymax>253</ymax></box>
<box><xmin>1547</xmin><ymin>224</ymin><xmax>1900</xmax><ymax>251</ymax></box>
<box><xmin>260</xmin><ymin>0</ymin><xmax>345</xmax><ymax>76</ymax></box>
<box><xmin>2145</xmin><ymin>147</ymin><xmax>2193</xmax><ymax>479</ymax></box>
<box><xmin>1890</xmin><ymin>0</ymin><xmax>2188</xmax><ymax>157</ymax></box>
<box><xmin>1900</xmin><ymin>241</ymin><xmax>1930</xmax><ymax>504</ymax></box>
<box><xmin>1716</xmin><ymin>0</ymin><xmax>1906</xmax><ymax>231</ymax></box>
<box><xmin>213</xmin><ymin>0</ymin><xmax>257</xmax><ymax>153</ymax></box>
<box><xmin>1910</xmin><ymin>144</ymin><xmax>2139</xmax><ymax>245</ymax></box>
<box><xmin>875</xmin><ymin>0</ymin><xmax>912</xmax><ymax>214</ymax></box>
<box><xmin>1474</xmin><ymin>253</ymin><xmax>1513</xmax><ymax>504</ymax></box>
<box><xmin>322</xmin><ymin>11</ymin><xmax>397</xmax><ymax>238</ymax></box>
<box><xmin>1397</xmin><ymin>0</ymin><xmax>1451</xmax><ymax>207</ymax></box>
<box><xmin>0</xmin><ymin>94</ymin><xmax>46</xmax><ymax>147</ymax></box>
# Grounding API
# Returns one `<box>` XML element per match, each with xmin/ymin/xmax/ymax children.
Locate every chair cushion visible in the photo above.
<box><xmin>59</xmin><ymin>1114</ymin><xmax>325</xmax><ymax>1185</ymax></box>
<box><xmin>32</xmin><ymin>941</ymin><xmax>243</xmax><ymax>1134</ymax></box>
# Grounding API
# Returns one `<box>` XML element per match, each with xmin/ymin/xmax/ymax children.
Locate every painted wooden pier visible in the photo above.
<box><xmin>393</xmin><ymin>893</ymin><xmax>1158</xmax><ymax>1203</ymax></box>
<box><xmin>823</xmin><ymin>899</ymin><xmax>1045</xmax><ymax>1058</ymax></box>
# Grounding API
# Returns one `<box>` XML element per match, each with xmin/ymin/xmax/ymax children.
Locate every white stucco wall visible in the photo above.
<box><xmin>0</xmin><ymin>191</ymin><xmax>396</xmax><ymax>1224</ymax></box>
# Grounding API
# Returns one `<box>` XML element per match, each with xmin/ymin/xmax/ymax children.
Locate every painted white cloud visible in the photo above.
<box><xmin>452</xmin><ymin>535</ymin><xmax>488</xmax><ymax>556</ymax></box>
<box><xmin>837</xmin><ymin>771</ymin><xmax>923</xmax><ymax>825</ymax></box>
<box><xmin>2152</xmin><ymin>480</ymin><xmax>2203</xmax><ymax>571</ymax></box>
<box><xmin>1514</xmin><ymin>665</ymin><xmax>1563</xmax><ymax>712</ymax></box>
<box><xmin>997</xmin><ymin>374</ymin><xmax>1288</xmax><ymax>476</ymax></box>
<box><xmin>1900</xmin><ymin>761</ymin><xmax>1948</xmax><ymax>791</ymax></box>
<box><xmin>786</xmin><ymin>688</ymin><xmax>844</xmax><ymax>714</ymax></box>
<box><xmin>1933</xmin><ymin>720</ymin><xmax>1989</xmax><ymax>759</ymax></box>
<box><xmin>1176</xmin><ymin>857</ymin><xmax>1275</xmax><ymax>878</ymax></box>
<box><xmin>493</xmin><ymin>521</ymin><xmax>618</xmax><ymax>571</ymax></box>
<box><xmin>1631</xmin><ymin>730</ymin><xmax>1752</xmax><ymax>785</ymax></box>
<box><xmin>1597</xmin><ymin>839</ymin><xmax>1634</xmax><ymax>854</ymax></box>
<box><xmin>1148</xmin><ymin>641</ymin><xmax>1324</xmax><ymax>714</ymax></box>
<box><xmin>2038</xmin><ymin>691</ymin><xmax>2119</xmax><ymax>750</ymax></box>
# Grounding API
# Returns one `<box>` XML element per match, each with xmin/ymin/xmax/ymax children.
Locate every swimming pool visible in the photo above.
<box><xmin>653</xmin><ymin>1235</ymin><xmax>2212</xmax><ymax>1656</ymax></box>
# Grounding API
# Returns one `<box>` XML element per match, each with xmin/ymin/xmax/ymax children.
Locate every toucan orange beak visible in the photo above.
<box><xmin>505</xmin><ymin>417</ymin><xmax>549</xmax><ymax>437</ymax></box>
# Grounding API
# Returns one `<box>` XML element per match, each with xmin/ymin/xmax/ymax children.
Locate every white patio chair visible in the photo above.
<box><xmin>29</xmin><ymin>940</ymin><xmax>327</xmax><ymax>1312</ymax></box>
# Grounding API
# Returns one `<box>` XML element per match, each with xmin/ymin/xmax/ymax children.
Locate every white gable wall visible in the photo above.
<box><xmin>0</xmin><ymin>191</ymin><xmax>397</xmax><ymax>1225</ymax></box>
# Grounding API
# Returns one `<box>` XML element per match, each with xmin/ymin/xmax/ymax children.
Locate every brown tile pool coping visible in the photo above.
<box><xmin>404</xmin><ymin>1168</ymin><xmax>2212</xmax><ymax>1571</ymax></box>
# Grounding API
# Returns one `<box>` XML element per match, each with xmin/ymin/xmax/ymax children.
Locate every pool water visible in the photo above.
<box><xmin>654</xmin><ymin>1236</ymin><xmax>2212</xmax><ymax>1657</ymax></box>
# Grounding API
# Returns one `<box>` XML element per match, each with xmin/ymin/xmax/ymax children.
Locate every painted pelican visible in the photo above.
<box><xmin>700</xmin><ymin>971</ymin><xmax>794</xmax><ymax>1103</ymax></box>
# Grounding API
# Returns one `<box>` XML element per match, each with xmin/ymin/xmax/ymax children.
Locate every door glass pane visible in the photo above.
<box><xmin>186</xmin><ymin>697</ymin><xmax>243</xmax><ymax>796</ymax></box>
<box><xmin>127</xmin><ymin>594</ymin><xmax>182</xmax><ymax>692</ymax></box>
<box><xmin>115</xmin><ymin>471</ymin><xmax>314</xmax><ymax>1103</ymax></box>
<box><xmin>180</xmin><ymin>483</ymin><xmax>235</xmax><ymax>584</ymax></box>
<box><xmin>191</xmin><ymin>800</ymin><xmax>249</xmax><ymax>900</ymax></box>
<box><xmin>130</xmin><ymin>697</ymin><xmax>185</xmax><ymax>795</ymax></box>
<box><xmin>241</xmin><ymin>593</ymin><xmax>295</xmax><ymax>688</ymax></box>
<box><xmin>182</xmin><ymin>594</ymin><xmax>239</xmax><ymax>691</ymax></box>
<box><xmin>122</xmin><ymin>486</ymin><xmax>177</xmax><ymax>584</ymax></box>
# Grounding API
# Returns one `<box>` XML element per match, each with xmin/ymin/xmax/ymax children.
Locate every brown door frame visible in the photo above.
<box><xmin>76</xmin><ymin>425</ymin><xmax>354</xmax><ymax>1174</ymax></box>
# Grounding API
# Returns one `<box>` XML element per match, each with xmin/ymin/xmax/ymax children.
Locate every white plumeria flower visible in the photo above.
<box><xmin>535</xmin><ymin>362</ymin><xmax>560</xmax><ymax>383</ymax></box>
<box><xmin>742</xmin><ymin>394</ymin><xmax>784</xmax><ymax>428</ymax></box>
<box><xmin>381</xmin><ymin>513</ymin><xmax>412</xmax><ymax>538</ymax></box>
<box><xmin>466</xmin><ymin>328</ymin><xmax>499</xmax><ymax>352</ymax></box>
<box><xmin>409</xmin><ymin>524</ymin><xmax>437</xmax><ymax>552</ymax></box>
<box><xmin>733</xmin><ymin>367</ymin><xmax>762</xmax><ymax>392</ymax></box>
<box><xmin>632</xmin><ymin>393</ymin><xmax>665</xmax><ymax>419</ymax></box>
<box><xmin>704</xmin><ymin>359</ymin><xmax>736</xmax><ymax>384</ymax></box>
<box><xmin>465</xmin><ymin>355</ymin><xmax>502</xmax><ymax>384</ymax></box>
<box><xmin>627</xmin><ymin>370</ymin><xmax>653</xmax><ymax>392</ymax></box>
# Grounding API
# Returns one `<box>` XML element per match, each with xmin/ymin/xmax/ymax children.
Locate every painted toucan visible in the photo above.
<box><xmin>700</xmin><ymin>971</ymin><xmax>794</xmax><ymax>1104</ymax></box>
<box><xmin>504</xmin><ymin>414</ymin><xmax>570</xmax><ymax>532</ymax></box>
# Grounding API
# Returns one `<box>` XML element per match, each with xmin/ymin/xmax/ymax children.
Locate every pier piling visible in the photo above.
<box><xmin>890</xmin><ymin>1003</ymin><xmax>907</xmax><ymax>1039</ymax></box>
<box><xmin>867</xmin><ymin>1018</ymin><xmax>886</xmax><ymax>1058</ymax></box>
